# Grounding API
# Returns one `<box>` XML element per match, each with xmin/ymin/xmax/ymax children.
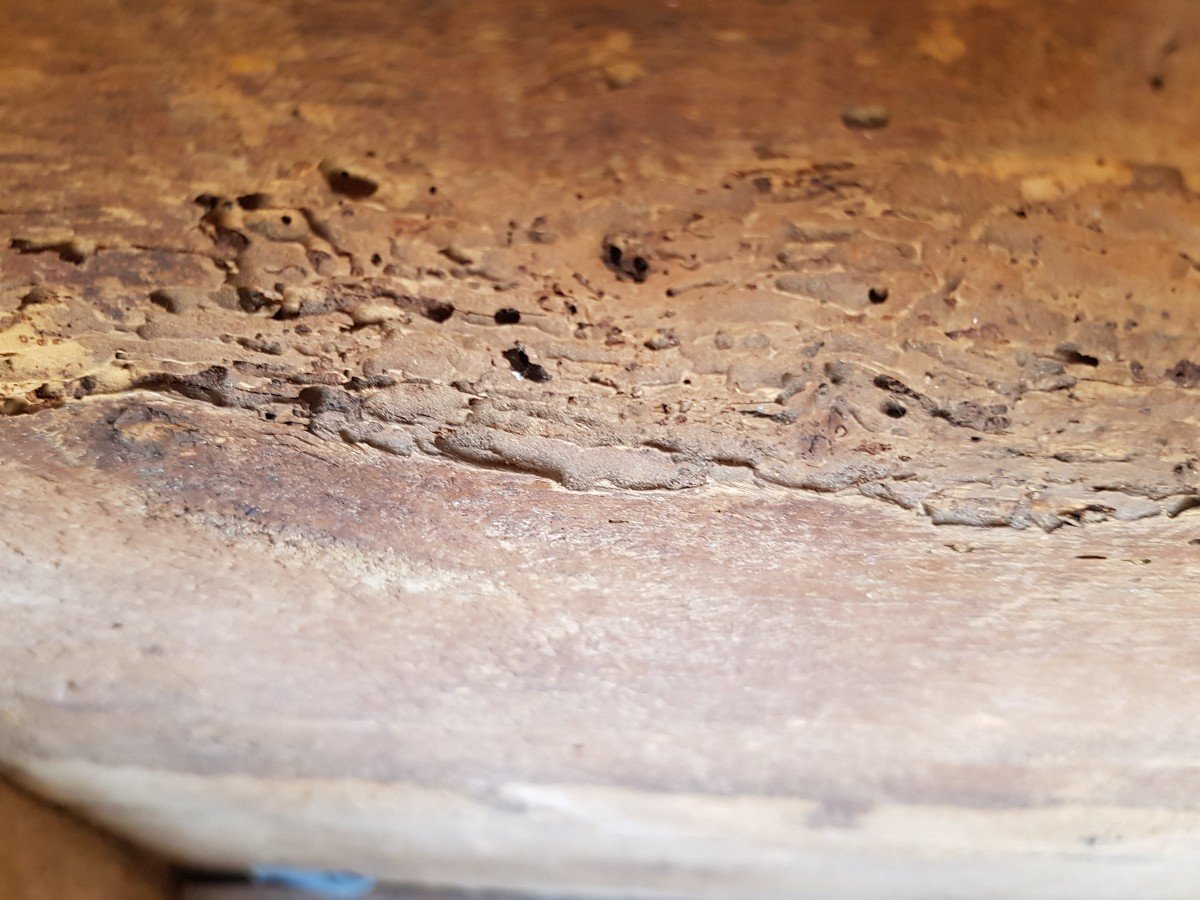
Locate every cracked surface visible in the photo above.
<box><xmin>3</xmin><ymin>0</ymin><xmax>1200</xmax><ymax>529</ymax></box>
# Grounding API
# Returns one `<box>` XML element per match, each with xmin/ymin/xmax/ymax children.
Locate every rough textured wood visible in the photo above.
<box><xmin>2</xmin><ymin>0</ymin><xmax>1200</xmax><ymax>895</ymax></box>
<box><xmin>3</xmin><ymin>0</ymin><xmax>1200</xmax><ymax>526</ymax></box>
<box><xmin>0</xmin><ymin>778</ymin><xmax>172</xmax><ymax>900</ymax></box>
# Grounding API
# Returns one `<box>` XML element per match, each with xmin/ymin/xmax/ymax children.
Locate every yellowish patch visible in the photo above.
<box><xmin>936</xmin><ymin>153</ymin><xmax>1130</xmax><ymax>200</ymax></box>
<box><xmin>603</xmin><ymin>60</ymin><xmax>644</xmax><ymax>89</ymax></box>
<box><xmin>227</xmin><ymin>53</ymin><xmax>276</xmax><ymax>76</ymax></box>
<box><xmin>1019</xmin><ymin>176</ymin><xmax>1064</xmax><ymax>202</ymax></box>
<box><xmin>589</xmin><ymin>30</ymin><xmax>643</xmax><ymax>89</ymax></box>
<box><xmin>0</xmin><ymin>66</ymin><xmax>46</xmax><ymax>91</ymax></box>
<box><xmin>918</xmin><ymin>19</ymin><xmax>967</xmax><ymax>65</ymax></box>
<box><xmin>589</xmin><ymin>30</ymin><xmax>634</xmax><ymax>62</ymax></box>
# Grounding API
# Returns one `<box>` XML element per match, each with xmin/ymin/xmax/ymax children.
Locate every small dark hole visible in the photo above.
<box><xmin>280</xmin><ymin>215</ymin><xmax>292</xmax><ymax>225</ymax></box>
<box><xmin>324</xmin><ymin>167</ymin><xmax>378</xmax><ymax>200</ymax></box>
<box><xmin>1054</xmin><ymin>344</ymin><xmax>1099</xmax><ymax>367</ymax></box>
<box><xmin>494</xmin><ymin>308</ymin><xmax>521</xmax><ymax>325</ymax></box>
<box><xmin>1150</xmin><ymin>75</ymin><xmax>1165</xmax><ymax>90</ymax></box>
<box><xmin>237</xmin><ymin>193</ymin><xmax>268</xmax><ymax>210</ymax></box>
<box><xmin>502</xmin><ymin>346</ymin><xmax>550</xmax><ymax>382</ymax></box>
<box><xmin>632</xmin><ymin>256</ymin><xmax>649</xmax><ymax>275</ymax></box>
<box><xmin>1015</xmin><ymin>208</ymin><xmax>1027</xmax><ymax>218</ymax></box>
<box><xmin>607</xmin><ymin>244</ymin><xmax>623</xmax><ymax>265</ymax></box>
<box><xmin>868</xmin><ymin>286</ymin><xmax>888</xmax><ymax>304</ymax></box>
<box><xmin>194</xmin><ymin>193</ymin><xmax>220</xmax><ymax>209</ymax></box>
<box><xmin>425</xmin><ymin>302</ymin><xmax>455</xmax><ymax>323</ymax></box>
<box><xmin>1075</xmin><ymin>554</ymin><xmax>1107</xmax><ymax>560</ymax></box>
<box><xmin>264</xmin><ymin>411</ymin><xmax>277</xmax><ymax>421</ymax></box>
<box><xmin>882</xmin><ymin>399</ymin><xmax>907</xmax><ymax>418</ymax></box>
<box><xmin>370</xmin><ymin>253</ymin><xmax>382</xmax><ymax>266</ymax></box>
<box><xmin>428</xmin><ymin>186</ymin><xmax>438</xmax><ymax>195</ymax></box>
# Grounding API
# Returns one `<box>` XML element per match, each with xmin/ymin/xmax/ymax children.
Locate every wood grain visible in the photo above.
<box><xmin>2</xmin><ymin>0</ymin><xmax>1199</xmax><ymax>895</ymax></box>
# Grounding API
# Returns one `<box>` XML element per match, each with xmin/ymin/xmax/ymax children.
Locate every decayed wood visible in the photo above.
<box><xmin>2</xmin><ymin>0</ymin><xmax>1200</xmax><ymax>895</ymax></box>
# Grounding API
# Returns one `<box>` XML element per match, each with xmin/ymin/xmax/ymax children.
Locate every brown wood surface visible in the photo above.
<box><xmin>0</xmin><ymin>777</ymin><xmax>172</xmax><ymax>900</ymax></box>
<box><xmin>2</xmin><ymin>0</ymin><xmax>1200</xmax><ymax>896</ymax></box>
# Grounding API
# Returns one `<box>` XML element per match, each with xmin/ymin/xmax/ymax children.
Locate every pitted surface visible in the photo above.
<box><xmin>3</xmin><ymin>0</ymin><xmax>1200</xmax><ymax>528</ymax></box>
<box><xmin>5</xmin><ymin>2</ymin><xmax>1200</xmax><ymax>894</ymax></box>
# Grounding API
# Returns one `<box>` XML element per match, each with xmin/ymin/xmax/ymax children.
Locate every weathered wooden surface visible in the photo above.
<box><xmin>2</xmin><ymin>0</ymin><xmax>1200</xmax><ymax>895</ymax></box>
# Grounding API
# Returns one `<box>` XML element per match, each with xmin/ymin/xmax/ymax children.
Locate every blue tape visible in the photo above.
<box><xmin>251</xmin><ymin>865</ymin><xmax>376</xmax><ymax>898</ymax></box>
